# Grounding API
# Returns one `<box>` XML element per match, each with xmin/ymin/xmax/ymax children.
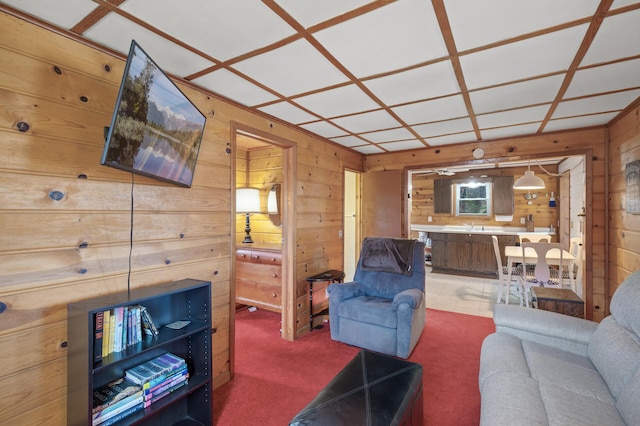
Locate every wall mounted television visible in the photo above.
<box><xmin>101</xmin><ymin>40</ymin><xmax>206</xmax><ymax>188</ymax></box>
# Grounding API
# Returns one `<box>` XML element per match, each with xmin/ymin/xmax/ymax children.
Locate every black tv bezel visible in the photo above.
<box><xmin>100</xmin><ymin>40</ymin><xmax>206</xmax><ymax>188</ymax></box>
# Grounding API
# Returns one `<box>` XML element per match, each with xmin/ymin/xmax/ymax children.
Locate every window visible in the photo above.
<box><xmin>456</xmin><ymin>182</ymin><xmax>491</xmax><ymax>216</ymax></box>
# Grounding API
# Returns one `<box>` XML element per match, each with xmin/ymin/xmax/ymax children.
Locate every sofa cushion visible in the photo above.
<box><xmin>480</xmin><ymin>373</ymin><xmax>547</xmax><ymax>426</ymax></box>
<box><xmin>616</xmin><ymin>366</ymin><xmax>640</xmax><ymax>425</ymax></box>
<box><xmin>337</xmin><ymin>296</ymin><xmax>397</xmax><ymax>328</ymax></box>
<box><xmin>479</xmin><ymin>333</ymin><xmax>531</xmax><ymax>390</ymax></box>
<box><xmin>523</xmin><ymin>340</ymin><xmax>614</xmax><ymax>403</ymax></box>
<box><xmin>588</xmin><ymin>316</ymin><xmax>640</xmax><ymax>399</ymax></box>
<box><xmin>609</xmin><ymin>270</ymin><xmax>640</xmax><ymax>337</ymax></box>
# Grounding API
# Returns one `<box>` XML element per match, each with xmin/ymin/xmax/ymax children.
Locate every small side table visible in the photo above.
<box><xmin>306</xmin><ymin>270</ymin><xmax>345</xmax><ymax>330</ymax></box>
<box><xmin>532</xmin><ymin>287</ymin><xmax>584</xmax><ymax>318</ymax></box>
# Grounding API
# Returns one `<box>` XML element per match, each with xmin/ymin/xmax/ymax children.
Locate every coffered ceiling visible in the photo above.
<box><xmin>3</xmin><ymin>0</ymin><xmax>640</xmax><ymax>154</ymax></box>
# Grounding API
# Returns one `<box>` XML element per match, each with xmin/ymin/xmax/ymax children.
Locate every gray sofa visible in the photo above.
<box><xmin>479</xmin><ymin>270</ymin><xmax>640</xmax><ymax>425</ymax></box>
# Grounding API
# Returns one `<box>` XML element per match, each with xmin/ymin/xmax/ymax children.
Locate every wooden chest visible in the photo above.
<box><xmin>532</xmin><ymin>287</ymin><xmax>584</xmax><ymax>318</ymax></box>
<box><xmin>236</xmin><ymin>245</ymin><xmax>282</xmax><ymax>313</ymax></box>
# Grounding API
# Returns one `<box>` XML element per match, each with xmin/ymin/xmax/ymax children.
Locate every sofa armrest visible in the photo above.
<box><xmin>393</xmin><ymin>288</ymin><xmax>424</xmax><ymax>309</ymax></box>
<box><xmin>327</xmin><ymin>282</ymin><xmax>365</xmax><ymax>302</ymax></box>
<box><xmin>493</xmin><ymin>304</ymin><xmax>598</xmax><ymax>356</ymax></box>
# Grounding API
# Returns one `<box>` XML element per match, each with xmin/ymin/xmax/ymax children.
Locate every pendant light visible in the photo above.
<box><xmin>513</xmin><ymin>161</ymin><xmax>545</xmax><ymax>190</ymax></box>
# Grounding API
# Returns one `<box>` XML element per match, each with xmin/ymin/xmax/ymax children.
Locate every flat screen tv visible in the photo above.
<box><xmin>101</xmin><ymin>40</ymin><xmax>206</xmax><ymax>187</ymax></box>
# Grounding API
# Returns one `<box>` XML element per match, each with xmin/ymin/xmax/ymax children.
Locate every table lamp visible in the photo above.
<box><xmin>236</xmin><ymin>187</ymin><xmax>261</xmax><ymax>244</ymax></box>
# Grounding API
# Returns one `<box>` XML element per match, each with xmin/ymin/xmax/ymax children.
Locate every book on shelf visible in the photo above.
<box><xmin>125</xmin><ymin>352</ymin><xmax>186</xmax><ymax>385</ymax></box>
<box><xmin>144</xmin><ymin>372</ymin><xmax>188</xmax><ymax>401</ymax></box>
<box><xmin>101</xmin><ymin>310</ymin><xmax>111</xmax><ymax>357</ymax></box>
<box><xmin>93</xmin><ymin>395</ymin><xmax>143</xmax><ymax>426</ymax></box>
<box><xmin>107</xmin><ymin>309</ymin><xmax>115</xmax><ymax>356</ymax></box>
<box><xmin>142</xmin><ymin>364</ymin><xmax>188</xmax><ymax>392</ymax></box>
<box><xmin>143</xmin><ymin>379</ymin><xmax>188</xmax><ymax>408</ymax></box>
<box><xmin>93</xmin><ymin>377</ymin><xmax>142</xmax><ymax>415</ymax></box>
<box><xmin>93</xmin><ymin>311</ymin><xmax>104</xmax><ymax>363</ymax></box>
<box><xmin>138</xmin><ymin>305</ymin><xmax>159</xmax><ymax>336</ymax></box>
<box><xmin>144</xmin><ymin>367</ymin><xmax>188</xmax><ymax>398</ymax></box>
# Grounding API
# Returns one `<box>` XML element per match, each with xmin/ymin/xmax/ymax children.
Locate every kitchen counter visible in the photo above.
<box><xmin>411</xmin><ymin>224</ymin><xmax>554</xmax><ymax>236</ymax></box>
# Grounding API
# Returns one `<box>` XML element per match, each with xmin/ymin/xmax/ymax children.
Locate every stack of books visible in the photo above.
<box><xmin>125</xmin><ymin>352</ymin><xmax>189</xmax><ymax>408</ymax></box>
<box><xmin>92</xmin><ymin>377</ymin><xmax>143</xmax><ymax>426</ymax></box>
<box><xmin>94</xmin><ymin>305</ymin><xmax>159</xmax><ymax>363</ymax></box>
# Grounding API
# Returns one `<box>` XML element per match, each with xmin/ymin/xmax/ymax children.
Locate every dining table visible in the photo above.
<box><xmin>504</xmin><ymin>245</ymin><xmax>576</xmax><ymax>293</ymax></box>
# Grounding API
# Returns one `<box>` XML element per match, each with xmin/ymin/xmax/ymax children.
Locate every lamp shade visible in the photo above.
<box><xmin>513</xmin><ymin>170</ymin><xmax>545</xmax><ymax>190</ymax></box>
<box><xmin>236</xmin><ymin>188</ymin><xmax>261</xmax><ymax>213</ymax></box>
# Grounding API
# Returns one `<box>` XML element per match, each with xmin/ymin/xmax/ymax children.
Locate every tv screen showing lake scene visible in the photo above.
<box><xmin>101</xmin><ymin>40</ymin><xmax>206</xmax><ymax>187</ymax></box>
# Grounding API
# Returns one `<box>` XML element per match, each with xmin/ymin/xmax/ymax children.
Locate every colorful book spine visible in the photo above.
<box><xmin>100</xmin><ymin>402</ymin><xmax>143</xmax><ymax>426</ymax></box>
<box><xmin>93</xmin><ymin>395</ymin><xmax>143</xmax><ymax>426</ymax></box>
<box><xmin>101</xmin><ymin>310</ymin><xmax>111</xmax><ymax>357</ymax></box>
<box><xmin>125</xmin><ymin>353</ymin><xmax>186</xmax><ymax>385</ymax></box>
<box><xmin>142</xmin><ymin>365</ymin><xmax>188</xmax><ymax>391</ymax></box>
<box><xmin>139</xmin><ymin>305</ymin><xmax>159</xmax><ymax>336</ymax></box>
<box><xmin>142</xmin><ymin>380</ymin><xmax>188</xmax><ymax>408</ymax></box>
<box><xmin>93</xmin><ymin>311</ymin><xmax>104</xmax><ymax>363</ymax></box>
<box><xmin>92</xmin><ymin>377</ymin><xmax>142</xmax><ymax>415</ymax></box>
<box><xmin>143</xmin><ymin>372</ymin><xmax>188</xmax><ymax>401</ymax></box>
<box><xmin>108</xmin><ymin>309</ymin><xmax>115</xmax><ymax>355</ymax></box>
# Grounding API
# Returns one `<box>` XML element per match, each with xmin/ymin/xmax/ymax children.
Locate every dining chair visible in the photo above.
<box><xmin>518</xmin><ymin>233</ymin><xmax>551</xmax><ymax>243</ymax></box>
<box><xmin>492</xmin><ymin>236</ymin><xmax>523</xmax><ymax>305</ymax></box>
<box><xmin>519</xmin><ymin>242</ymin><xmax>563</xmax><ymax>307</ymax></box>
<box><xmin>561</xmin><ymin>237</ymin><xmax>583</xmax><ymax>292</ymax></box>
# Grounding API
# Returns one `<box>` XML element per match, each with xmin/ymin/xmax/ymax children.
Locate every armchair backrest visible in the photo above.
<box><xmin>354</xmin><ymin>237</ymin><xmax>425</xmax><ymax>299</ymax></box>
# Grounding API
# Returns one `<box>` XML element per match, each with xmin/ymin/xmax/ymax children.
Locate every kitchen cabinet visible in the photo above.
<box><xmin>433</xmin><ymin>179</ymin><xmax>452</xmax><ymax>214</ymax></box>
<box><xmin>430</xmin><ymin>232</ymin><xmax>516</xmax><ymax>278</ymax></box>
<box><xmin>493</xmin><ymin>176</ymin><xmax>514</xmax><ymax>215</ymax></box>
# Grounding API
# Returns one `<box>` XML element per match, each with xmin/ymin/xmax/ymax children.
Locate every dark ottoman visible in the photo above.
<box><xmin>290</xmin><ymin>350</ymin><xmax>423</xmax><ymax>425</ymax></box>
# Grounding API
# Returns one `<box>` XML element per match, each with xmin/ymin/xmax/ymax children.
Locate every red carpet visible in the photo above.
<box><xmin>213</xmin><ymin>308</ymin><xmax>494</xmax><ymax>425</ymax></box>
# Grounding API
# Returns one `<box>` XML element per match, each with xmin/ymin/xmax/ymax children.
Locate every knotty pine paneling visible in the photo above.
<box><xmin>0</xmin><ymin>11</ymin><xmax>363</xmax><ymax>425</ymax></box>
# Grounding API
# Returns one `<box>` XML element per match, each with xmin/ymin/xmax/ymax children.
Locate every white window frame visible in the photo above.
<box><xmin>455</xmin><ymin>181</ymin><xmax>492</xmax><ymax>216</ymax></box>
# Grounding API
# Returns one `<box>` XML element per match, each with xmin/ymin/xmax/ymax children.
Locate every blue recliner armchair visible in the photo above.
<box><xmin>327</xmin><ymin>237</ymin><xmax>426</xmax><ymax>359</ymax></box>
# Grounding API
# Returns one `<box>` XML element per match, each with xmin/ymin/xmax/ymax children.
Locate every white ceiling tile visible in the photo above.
<box><xmin>331</xmin><ymin>135</ymin><xmax>370</xmax><ymax>148</ymax></box>
<box><xmin>460</xmin><ymin>24</ymin><xmax>588</xmax><ymax>90</ymax></box>
<box><xmin>84</xmin><ymin>14</ymin><xmax>215</xmax><ymax>76</ymax></box>
<box><xmin>352</xmin><ymin>144</ymin><xmax>385</xmax><ymax>154</ymax></box>
<box><xmin>392</xmin><ymin>95</ymin><xmax>468</xmax><ymax>125</ymax></box>
<box><xmin>294</xmin><ymin>85</ymin><xmax>380</xmax><ymax>118</ymax></box>
<box><xmin>364</xmin><ymin>61</ymin><xmax>460</xmax><ymax>106</ymax></box>
<box><xmin>258</xmin><ymin>102</ymin><xmax>318</xmax><ymax>125</ymax></box>
<box><xmin>553</xmin><ymin>90</ymin><xmax>640</xmax><ymax>118</ymax></box>
<box><xmin>314</xmin><ymin>0</ymin><xmax>447</xmax><ymax>77</ymax></box>
<box><xmin>120</xmin><ymin>0</ymin><xmax>295</xmax><ymax>61</ymax></box>
<box><xmin>565</xmin><ymin>58</ymin><xmax>640</xmax><ymax>98</ymax></box>
<box><xmin>363</xmin><ymin>128</ymin><xmax>416</xmax><ymax>143</ymax></box>
<box><xmin>275</xmin><ymin>0</ymin><xmax>371</xmax><ymax>28</ymax></box>
<box><xmin>611</xmin><ymin>0</ymin><xmax>640</xmax><ymax>9</ymax></box>
<box><xmin>192</xmin><ymin>69</ymin><xmax>277</xmax><ymax>106</ymax></box>
<box><xmin>379</xmin><ymin>140</ymin><xmax>426</xmax><ymax>151</ymax></box>
<box><xmin>480</xmin><ymin>123</ymin><xmax>541</xmax><ymax>140</ymax></box>
<box><xmin>1</xmin><ymin>0</ymin><xmax>97</xmax><ymax>29</ymax></box>
<box><xmin>233</xmin><ymin>39</ymin><xmax>348</xmax><ymax>97</ymax></box>
<box><xmin>469</xmin><ymin>75</ymin><xmax>563</xmax><ymax>114</ymax></box>
<box><xmin>477</xmin><ymin>105</ymin><xmax>550</xmax><ymax>129</ymax></box>
<box><xmin>426</xmin><ymin>132</ymin><xmax>477</xmax><ymax>146</ymax></box>
<box><xmin>332</xmin><ymin>110</ymin><xmax>401</xmax><ymax>134</ymax></box>
<box><xmin>581</xmin><ymin>9</ymin><xmax>640</xmax><ymax>66</ymax></box>
<box><xmin>300</xmin><ymin>121</ymin><xmax>347</xmax><ymax>138</ymax></box>
<box><xmin>413</xmin><ymin>117</ymin><xmax>474</xmax><ymax>138</ymax></box>
<box><xmin>544</xmin><ymin>112</ymin><xmax>618</xmax><ymax>132</ymax></box>
<box><xmin>446</xmin><ymin>0</ymin><xmax>599</xmax><ymax>52</ymax></box>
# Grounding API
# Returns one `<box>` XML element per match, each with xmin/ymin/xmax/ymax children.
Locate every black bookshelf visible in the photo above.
<box><xmin>67</xmin><ymin>279</ymin><xmax>212</xmax><ymax>426</ymax></box>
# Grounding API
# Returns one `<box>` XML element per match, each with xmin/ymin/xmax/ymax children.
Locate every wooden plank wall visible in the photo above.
<box><xmin>366</xmin><ymin>128</ymin><xmax>608</xmax><ymax>321</ymax></box>
<box><xmin>410</xmin><ymin>166</ymin><xmax>559</xmax><ymax>233</ymax></box>
<box><xmin>0</xmin><ymin>12</ymin><xmax>363</xmax><ymax>425</ymax></box>
<box><xmin>608</xmin><ymin>101</ymin><xmax>640</xmax><ymax>296</ymax></box>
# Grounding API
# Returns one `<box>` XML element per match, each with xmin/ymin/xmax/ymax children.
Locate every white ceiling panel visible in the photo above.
<box><xmin>565</xmin><ymin>58</ymin><xmax>640</xmax><ymax>98</ymax></box>
<box><xmin>332</xmin><ymin>110</ymin><xmax>401</xmax><ymax>134</ymax></box>
<box><xmin>553</xmin><ymin>90</ymin><xmax>640</xmax><ymax>118</ymax></box>
<box><xmin>581</xmin><ymin>8</ymin><xmax>640</xmax><ymax>66</ymax></box>
<box><xmin>413</xmin><ymin>117</ymin><xmax>474</xmax><ymax>138</ymax></box>
<box><xmin>192</xmin><ymin>69</ymin><xmax>278</xmax><ymax>106</ymax></box>
<box><xmin>379</xmin><ymin>140</ymin><xmax>426</xmax><ymax>151</ymax></box>
<box><xmin>294</xmin><ymin>84</ymin><xmax>380</xmax><ymax>118</ymax></box>
<box><xmin>469</xmin><ymin>75</ymin><xmax>563</xmax><ymax>114</ymax></box>
<box><xmin>352</xmin><ymin>144</ymin><xmax>385</xmax><ymax>154</ymax></box>
<box><xmin>392</xmin><ymin>95</ymin><xmax>468</xmax><ymax>125</ymax></box>
<box><xmin>300</xmin><ymin>121</ymin><xmax>347</xmax><ymax>138</ymax></box>
<box><xmin>233</xmin><ymin>39</ymin><xmax>348</xmax><ymax>97</ymax></box>
<box><xmin>544</xmin><ymin>112</ymin><xmax>619</xmax><ymax>132</ymax></box>
<box><xmin>477</xmin><ymin>105</ymin><xmax>550</xmax><ymax>129</ymax></box>
<box><xmin>313</xmin><ymin>0</ymin><xmax>447</xmax><ymax>77</ymax></box>
<box><xmin>1</xmin><ymin>0</ymin><xmax>97</xmax><ymax>29</ymax></box>
<box><xmin>275</xmin><ymin>0</ymin><xmax>371</xmax><ymax>28</ymax></box>
<box><xmin>258</xmin><ymin>102</ymin><xmax>318</xmax><ymax>125</ymax></box>
<box><xmin>480</xmin><ymin>123</ymin><xmax>541</xmax><ymax>140</ymax></box>
<box><xmin>364</xmin><ymin>61</ymin><xmax>460</xmax><ymax>106</ymax></box>
<box><xmin>446</xmin><ymin>0</ymin><xmax>599</xmax><ymax>52</ymax></box>
<box><xmin>120</xmin><ymin>0</ymin><xmax>295</xmax><ymax>61</ymax></box>
<box><xmin>363</xmin><ymin>128</ymin><xmax>416</xmax><ymax>143</ymax></box>
<box><xmin>460</xmin><ymin>24</ymin><xmax>588</xmax><ymax>90</ymax></box>
<box><xmin>426</xmin><ymin>131</ymin><xmax>477</xmax><ymax>146</ymax></box>
<box><xmin>84</xmin><ymin>14</ymin><xmax>215</xmax><ymax>76</ymax></box>
<box><xmin>331</xmin><ymin>135</ymin><xmax>370</xmax><ymax>148</ymax></box>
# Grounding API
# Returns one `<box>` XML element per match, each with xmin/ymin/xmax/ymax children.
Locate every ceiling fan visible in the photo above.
<box><xmin>413</xmin><ymin>167</ymin><xmax>471</xmax><ymax>177</ymax></box>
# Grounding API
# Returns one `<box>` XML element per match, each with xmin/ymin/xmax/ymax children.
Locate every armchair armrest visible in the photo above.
<box><xmin>493</xmin><ymin>304</ymin><xmax>598</xmax><ymax>356</ymax></box>
<box><xmin>327</xmin><ymin>282</ymin><xmax>365</xmax><ymax>302</ymax></box>
<box><xmin>392</xmin><ymin>288</ymin><xmax>424</xmax><ymax>309</ymax></box>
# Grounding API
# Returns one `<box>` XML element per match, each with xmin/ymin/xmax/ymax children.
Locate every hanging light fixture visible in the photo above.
<box><xmin>513</xmin><ymin>161</ymin><xmax>545</xmax><ymax>190</ymax></box>
<box><xmin>236</xmin><ymin>187</ymin><xmax>261</xmax><ymax>244</ymax></box>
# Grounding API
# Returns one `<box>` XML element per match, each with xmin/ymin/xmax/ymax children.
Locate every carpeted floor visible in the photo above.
<box><xmin>213</xmin><ymin>307</ymin><xmax>495</xmax><ymax>425</ymax></box>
